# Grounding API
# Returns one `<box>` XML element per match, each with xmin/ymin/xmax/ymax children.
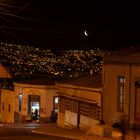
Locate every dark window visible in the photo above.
<box><xmin>79</xmin><ymin>102</ymin><xmax>101</xmax><ymax>120</ymax></box>
<box><xmin>8</xmin><ymin>104</ymin><xmax>11</xmax><ymax>112</ymax></box>
<box><xmin>2</xmin><ymin>102</ymin><xmax>4</xmax><ymax>110</ymax></box>
<box><xmin>0</xmin><ymin>78</ymin><xmax>14</xmax><ymax>91</ymax></box>
<box><xmin>135</xmin><ymin>80</ymin><xmax>140</xmax><ymax>88</ymax></box>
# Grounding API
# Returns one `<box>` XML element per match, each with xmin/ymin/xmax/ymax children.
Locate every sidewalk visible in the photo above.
<box><xmin>32</xmin><ymin>123</ymin><xmax>113</xmax><ymax>140</ymax></box>
<box><xmin>32</xmin><ymin>122</ymin><xmax>140</xmax><ymax>140</ymax></box>
<box><xmin>2</xmin><ymin>122</ymin><xmax>140</xmax><ymax>140</ymax></box>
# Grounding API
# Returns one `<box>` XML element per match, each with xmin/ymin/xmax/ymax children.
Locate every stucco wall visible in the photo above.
<box><xmin>44</xmin><ymin>89</ymin><xmax>57</xmax><ymax>117</ymax></box>
<box><xmin>14</xmin><ymin>83</ymin><xmax>57</xmax><ymax>122</ymax></box>
<box><xmin>129</xmin><ymin>65</ymin><xmax>140</xmax><ymax>127</ymax></box>
<box><xmin>57</xmin><ymin>112</ymin><xmax>65</xmax><ymax>128</ymax></box>
<box><xmin>65</xmin><ymin>110</ymin><xmax>77</xmax><ymax>127</ymax></box>
<box><xmin>1</xmin><ymin>89</ymin><xmax>14</xmax><ymax>123</ymax></box>
<box><xmin>103</xmin><ymin>63</ymin><xmax>140</xmax><ymax>127</ymax></box>
<box><xmin>103</xmin><ymin>64</ymin><xmax>130</xmax><ymax>124</ymax></box>
<box><xmin>57</xmin><ymin>84</ymin><xmax>102</xmax><ymax>129</ymax></box>
<box><xmin>57</xmin><ymin>84</ymin><xmax>102</xmax><ymax>105</ymax></box>
<box><xmin>79</xmin><ymin>115</ymin><xmax>100</xmax><ymax>130</ymax></box>
<box><xmin>58</xmin><ymin>110</ymin><xmax>100</xmax><ymax>129</ymax></box>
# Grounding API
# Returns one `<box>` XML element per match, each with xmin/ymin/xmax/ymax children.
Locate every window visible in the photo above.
<box><xmin>79</xmin><ymin>102</ymin><xmax>101</xmax><ymax>120</ymax></box>
<box><xmin>53</xmin><ymin>96</ymin><xmax>58</xmax><ymax>113</ymax></box>
<box><xmin>19</xmin><ymin>94</ymin><xmax>22</xmax><ymax>112</ymax></box>
<box><xmin>118</xmin><ymin>76</ymin><xmax>125</xmax><ymax>112</ymax></box>
<box><xmin>2</xmin><ymin>102</ymin><xmax>4</xmax><ymax>110</ymax></box>
<box><xmin>8</xmin><ymin>104</ymin><xmax>11</xmax><ymax>112</ymax></box>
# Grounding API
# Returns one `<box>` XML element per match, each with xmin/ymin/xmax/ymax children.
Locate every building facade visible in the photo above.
<box><xmin>56</xmin><ymin>75</ymin><xmax>102</xmax><ymax>130</ymax></box>
<box><xmin>0</xmin><ymin>63</ymin><xmax>14</xmax><ymax>123</ymax></box>
<box><xmin>14</xmin><ymin>81</ymin><xmax>58</xmax><ymax>123</ymax></box>
<box><xmin>0</xmin><ymin>63</ymin><xmax>58</xmax><ymax>123</ymax></box>
<box><xmin>1</xmin><ymin>89</ymin><xmax>14</xmax><ymax>123</ymax></box>
<box><xmin>103</xmin><ymin>50</ymin><xmax>140</xmax><ymax>129</ymax></box>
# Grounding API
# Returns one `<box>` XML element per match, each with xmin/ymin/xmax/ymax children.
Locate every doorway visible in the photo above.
<box><xmin>135</xmin><ymin>81</ymin><xmax>140</xmax><ymax>129</ymax></box>
<box><xmin>28</xmin><ymin>95</ymin><xmax>40</xmax><ymax>120</ymax></box>
<box><xmin>31</xmin><ymin>101</ymin><xmax>39</xmax><ymax>120</ymax></box>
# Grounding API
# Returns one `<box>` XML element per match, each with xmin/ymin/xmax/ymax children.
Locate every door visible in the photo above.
<box><xmin>28</xmin><ymin>95</ymin><xmax>40</xmax><ymax>120</ymax></box>
<box><xmin>135</xmin><ymin>87</ymin><xmax>140</xmax><ymax>129</ymax></box>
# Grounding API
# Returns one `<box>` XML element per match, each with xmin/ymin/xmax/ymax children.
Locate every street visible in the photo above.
<box><xmin>0</xmin><ymin>124</ymin><xmax>74</xmax><ymax>140</ymax></box>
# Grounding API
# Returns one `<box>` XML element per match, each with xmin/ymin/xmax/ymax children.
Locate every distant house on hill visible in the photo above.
<box><xmin>0</xmin><ymin>62</ymin><xmax>58</xmax><ymax>123</ymax></box>
<box><xmin>56</xmin><ymin>74</ymin><xmax>102</xmax><ymax>130</ymax></box>
<box><xmin>103</xmin><ymin>47</ymin><xmax>140</xmax><ymax>129</ymax></box>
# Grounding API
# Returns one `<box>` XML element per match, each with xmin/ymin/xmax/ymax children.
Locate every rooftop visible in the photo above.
<box><xmin>14</xmin><ymin>77</ymin><xmax>56</xmax><ymax>86</ymax></box>
<box><xmin>104</xmin><ymin>46</ymin><xmax>140</xmax><ymax>64</ymax></box>
<box><xmin>56</xmin><ymin>74</ymin><xmax>102</xmax><ymax>88</ymax></box>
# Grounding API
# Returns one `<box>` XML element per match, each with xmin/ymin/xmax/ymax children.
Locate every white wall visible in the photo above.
<box><xmin>14</xmin><ymin>83</ymin><xmax>57</xmax><ymax>121</ymax></box>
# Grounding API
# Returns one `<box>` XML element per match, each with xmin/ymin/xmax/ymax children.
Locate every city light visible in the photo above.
<box><xmin>0</xmin><ymin>42</ymin><xmax>109</xmax><ymax>78</ymax></box>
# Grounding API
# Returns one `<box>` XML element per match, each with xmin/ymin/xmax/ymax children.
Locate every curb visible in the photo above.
<box><xmin>1</xmin><ymin>123</ymin><xmax>41</xmax><ymax>129</ymax></box>
<box><xmin>32</xmin><ymin>130</ymin><xmax>81</xmax><ymax>140</ymax></box>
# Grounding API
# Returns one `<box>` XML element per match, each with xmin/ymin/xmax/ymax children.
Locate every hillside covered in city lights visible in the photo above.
<box><xmin>0</xmin><ymin>42</ymin><xmax>110</xmax><ymax>79</ymax></box>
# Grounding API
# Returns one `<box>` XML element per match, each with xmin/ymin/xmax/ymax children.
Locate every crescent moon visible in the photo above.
<box><xmin>84</xmin><ymin>30</ymin><xmax>88</xmax><ymax>36</ymax></box>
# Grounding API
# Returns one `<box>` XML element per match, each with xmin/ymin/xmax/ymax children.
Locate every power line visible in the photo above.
<box><xmin>0</xmin><ymin>28</ymin><xmax>40</xmax><ymax>45</ymax></box>
<box><xmin>0</xmin><ymin>2</ymin><xmax>79</xmax><ymax>28</ymax></box>
<box><xmin>0</xmin><ymin>1</ymin><xmax>32</xmax><ymax>26</ymax></box>
<box><xmin>0</xmin><ymin>2</ymin><xmax>70</xmax><ymax>17</ymax></box>
<box><xmin>16</xmin><ymin>0</ymin><xmax>32</xmax><ymax>15</ymax></box>
<box><xmin>0</xmin><ymin>6</ymin><xmax>11</xmax><ymax>13</ymax></box>
<box><xmin>0</xmin><ymin>26</ymin><xmax>76</xmax><ymax>35</ymax></box>
<box><xmin>0</xmin><ymin>15</ymin><xmax>18</xmax><ymax>25</ymax></box>
<box><xmin>0</xmin><ymin>11</ymin><xmax>42</xmax><ymax>23</ymax></box>
<box><xmin>0</xmin><ymin>10</ymin><xmax>79</xmax><ymax>29</ymax></box>
<box><xmin>0</xmin><ymin>2</ymin><xmax>23</xmax><ymax>9</ymax></box>
<box><xmin>0</xmin><ymin>6</ymin><xmax>21</xmax><ymax>29</ymax></box>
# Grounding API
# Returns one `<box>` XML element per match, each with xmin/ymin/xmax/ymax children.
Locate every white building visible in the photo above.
<box><xmin>14</xmin><ymin>78</ymin><xmax>58</xmax><ymax>123</ymax></box>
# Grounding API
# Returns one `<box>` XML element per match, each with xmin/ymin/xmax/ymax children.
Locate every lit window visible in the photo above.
<box><xmin>118</xmin><ymin>76</ymin><xmax>125</xmax><ymax>112</ymax></box>
<box><xmin>55</xmin><ymin>97</ymin><xmax>58</xmax><ymax>104</ymax></box>
<box><xmin>19</xmin><ymin>94</ymin><xmax>22</xmax><ymax>112</ymax></box>
<box><xmin>53</xmin><ymin>96</ymin><xmax>58</xmax><ymax>112</ymax></box>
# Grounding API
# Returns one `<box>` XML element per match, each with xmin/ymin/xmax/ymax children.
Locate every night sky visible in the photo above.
<box><xmin>0</xmin><ymin>0</ymin><xmax>140</xmax><ymax>51</ymax></box>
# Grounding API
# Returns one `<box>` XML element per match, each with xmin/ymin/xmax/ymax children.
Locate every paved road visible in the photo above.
<box><xmin>0</xmin><ymin>125</ymin><xmax>74</xmax><ymax>140</ymax></box>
